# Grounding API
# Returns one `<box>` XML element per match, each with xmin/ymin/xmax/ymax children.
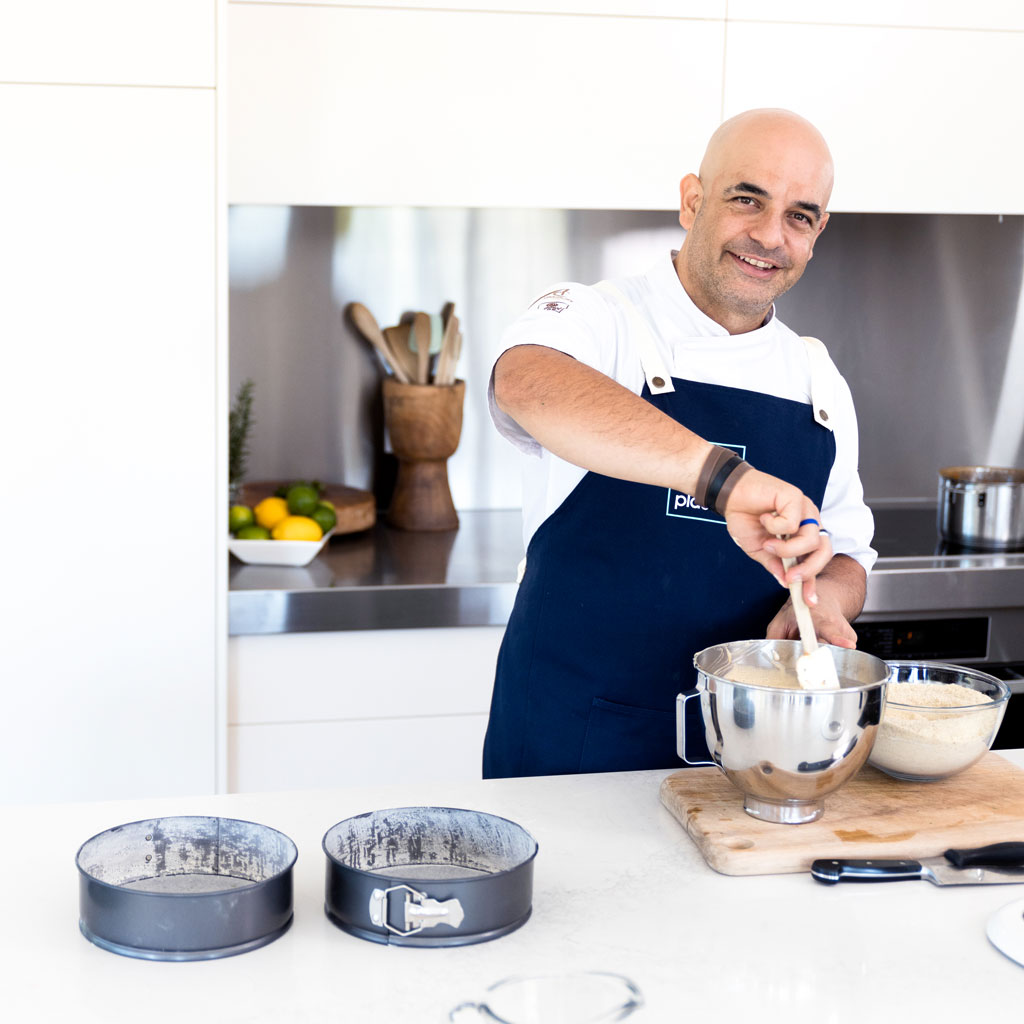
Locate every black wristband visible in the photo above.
<box><xmin>705</xmin><ymin>453</ymin><xmax>745</xmax><ymax>514</ymax></box>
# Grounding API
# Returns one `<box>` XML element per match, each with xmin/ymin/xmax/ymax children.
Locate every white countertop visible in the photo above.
<box><xmin>5</xmin><ymin>758</ymin><xmax>1023</xmax><ymax>1023</ymax></box>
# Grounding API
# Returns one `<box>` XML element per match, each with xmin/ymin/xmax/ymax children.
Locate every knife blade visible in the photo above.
<box><xmin>812</xmin><ymin>842</ymin><xmax>1024</xmax><ymax>886</ymax></box>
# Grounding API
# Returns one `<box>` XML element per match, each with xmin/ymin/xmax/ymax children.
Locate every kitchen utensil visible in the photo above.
<box><xmin>434</xmin><ymin>311</ymin><xmax>460</xmax><ymax>386</ymax></box>
<box><xmin>322</xmin><ymin>806</ymin><xmax>538</xmax><ymax>947</ymax></box>
<box><xmin>812</xmin><ymin>841</ymin><xmax>1024</xmax><ymax>885</ymax></box>
<box><xmin>678</xmin><ymin>639</ymin><xmax>888</xmax><ymax>824</ymax></box>
<box><xmin>76</xmin><ymin>816</ymin><xmax>297</xmax><ymax>960</ymax></box>
<box><xmin>382</xmin><ymin>377</ymin><xmax>465</xmax><ymax>530</ymax></box>
<box><xmin>383</xmin><ymin>323</ymin><xmax>418</xmax><ymax>384</ymax></box>
<box><xmin>348</xmin><ymin>302</ymin><xmax>403</xmax><ymax>379</ymax></box>
<box><xmin>938</xmin><ymin>465</ymin><xmax>1024</xmax><ymax>550</ymax></box>
<box><xmin>449</xmin><ymin>971</ymin><xmax>643</xmax><ymax>1023</ymax></box>
<box><xmin>660</xmin><ymin>751</ymin><xmax>1024</xmax><ymax>875</ymax></box>
<box><xmin>413</xmin><ymin>311</ymin><xmax>432</xmax><ymax>384</ymax></box>
<box><xmin>868</xmin><ymin>661</ymin><xmax>1009</xmax><ymax>781</ymax></box>
<box><xmin>781</xmin><ymin>545</ymin><xmax>840</xmax><ymax>689</ymax></box>
<box><xmin>988</xmin><ymin>897</ymin><xmax>1024</xmax><ymax>967</ymax></box>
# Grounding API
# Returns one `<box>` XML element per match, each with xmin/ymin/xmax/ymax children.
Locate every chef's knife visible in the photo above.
<box><xmin>812</xmin><ymin>842</ymin><xmax>1024</xmax><ymax>886</ymax></box>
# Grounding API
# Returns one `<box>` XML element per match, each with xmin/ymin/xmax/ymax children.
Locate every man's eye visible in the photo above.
<box><xmin>734</xmin><ymin>196</ymin><xmax>756</xmax><ymax>206</ymax></box>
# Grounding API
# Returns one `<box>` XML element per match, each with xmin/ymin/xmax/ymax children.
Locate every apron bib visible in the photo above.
<box><xmin>483</xmin><ymin>286</ymin><xmax>837</xmax><ymax>779</ymax></box>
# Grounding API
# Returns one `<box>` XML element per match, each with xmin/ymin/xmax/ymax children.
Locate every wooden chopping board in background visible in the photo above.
<box><xmin>239</xmin><ymin>481</ymin><xmax>376</xmax><ymax>536</ymax></box>
<box><xmin>660</xmin><ymin>752</ymin><xmax>1024</xmax><ymax>876</ymax></box>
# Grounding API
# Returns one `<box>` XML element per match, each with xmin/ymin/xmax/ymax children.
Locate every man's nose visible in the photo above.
<box><xmin>747</xmin><ymin>210</ymin><xmax>786</xmax><ymax>252</ymax></box>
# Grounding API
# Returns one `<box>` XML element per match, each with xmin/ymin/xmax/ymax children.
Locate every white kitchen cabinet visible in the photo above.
<box><xmin>723</xmin><ymin>22</ymin><xmax>1024</xmax><ymax>215</ymax></box>
<box><xmin>243</xmin><ymin>0</ymin><xmax>725</xmax><ymax>17</ymax></box>
<box><xmin>2</xmin><ymin>0</ymin><xmax>215</xmax><ymax>86</ymax></box>
<box><xmin>227</xmin><ymin>4</ymin><xmax>724</xmax><ymax>209</ymax></box>
<box><xmin>228</xmin><ymin>2</ymin><xmax>1024</xmax><ymax>215</ymax></box>
<box><xmin>227</xmin><ymin>627</ymin><xmax>505</xmax><ymax>791</ymax></box>
<box><xmin>727</xmin><ymin>0</ymin><xmax>1024</xmax><ymax>31</ymax></box>
<box><xmin>0</xmin><ymin>2</ymin><xmax>226</xmax><ymax>804</ymax></box>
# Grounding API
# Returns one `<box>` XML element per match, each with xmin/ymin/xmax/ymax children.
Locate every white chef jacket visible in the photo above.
<box><xmin>488</xmin><ymin>251</ymin><xmax>877</xmax><ymax>574</ymax></box>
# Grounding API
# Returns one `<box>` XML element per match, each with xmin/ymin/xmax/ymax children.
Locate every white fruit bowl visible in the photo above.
<box><xmin>228</xmin><ymin>531</ymin><xmax>332</xmax><ymax>567</ymax></box>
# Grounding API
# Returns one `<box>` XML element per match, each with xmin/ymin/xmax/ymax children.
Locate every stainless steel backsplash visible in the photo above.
<box><xmin>229</xmin><ymin>207</ymin><xmax>1024</xmax><ymax>510</ymax></box>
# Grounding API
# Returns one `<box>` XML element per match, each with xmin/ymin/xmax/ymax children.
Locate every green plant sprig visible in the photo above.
<box><xmin>229</xmin><ymin>378</ymin><xmax>255</xmax><ymax>491</ymax></box>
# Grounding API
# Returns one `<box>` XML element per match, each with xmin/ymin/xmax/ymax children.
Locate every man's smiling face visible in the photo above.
<box><xmin>675</xmin><ymin>110</ymin><xmax>833</xmax><ymax>334</ymax></box>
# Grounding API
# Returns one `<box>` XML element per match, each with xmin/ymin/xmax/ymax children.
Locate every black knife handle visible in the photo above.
<box><xmin>944</xmin><ymin>842</ymin><xmax>1024</xmax><ymax>868</ymax></box>
<box><xmin>811</xmin><ymin>859</ymin><xmax>924</xmax><ymax>884</ymax></box>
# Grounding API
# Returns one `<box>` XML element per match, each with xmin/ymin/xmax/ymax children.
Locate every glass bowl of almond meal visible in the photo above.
<box><xmin>867</xmin><ymin>662</ymin><xmax>1010</xmax><ymax>782</ymax></box>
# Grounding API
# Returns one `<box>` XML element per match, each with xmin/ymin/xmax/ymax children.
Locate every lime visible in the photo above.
<box><xmin>311</xmin><ymin>501</ymin><xmax>337</xmax><ymax>535</ymax></box>
<box><xmin>271</xmin><ymin>515</ymin><xmax>323</xmax><ymax>542</ymax></box>
<box><xmin>286</xmin><ymin>483</ymin><xmax>320</xmax><ymax>517</ymax></box>
<box><xmin>229</xmin><ymin>504</ymin><xmax>255</xmax><ymax>534</ymax></box>
<box><xmin>254</xmin><ymin>496</ymin><xmax>289</xmax><ymax>530</ymax></box>
<box><xmin>236</xmin><ymin>524</ymin><xmax>271</xmax><ymax>540</ymax></box>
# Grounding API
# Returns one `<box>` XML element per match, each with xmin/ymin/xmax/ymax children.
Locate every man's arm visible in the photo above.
<box><xmin>764</xmin><ymin>554</ymin><xmax>867</xmax><ymax>648</ymax></box>
<box><xmin>494</xmin><ymin>343</ymin><xmax>834</xmax><ymax>592</ymax></box>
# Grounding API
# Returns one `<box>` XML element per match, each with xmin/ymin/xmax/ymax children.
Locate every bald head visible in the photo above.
<box><xmin>699</xmin><ymin>109</ymin><xmax>834</xmax><ymax>207</ymax></box>
<box><xmin>674</xmin><ymin>108</ymin><xmax>834</xmax><ymax>334</ymax></box>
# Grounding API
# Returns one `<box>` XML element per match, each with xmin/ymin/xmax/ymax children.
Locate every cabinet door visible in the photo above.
<box><xmin>2</xmin><ymin>0</ymin><xmax>215</xmax><ymax>86</ymax></box>
<box><xmin>228</xmin><ymin>627</ymin><xmax>504</xmax><ymax>790</ymax></box>
<box><xmin>724</xmin><ymin>22</ymin><xmax>1024</xmax><ymax>214</ymax></box>
<box><xmin>727</xmin><ymin>1</ymin><xmax>1024</xmax><ymax>31</ymax></box>
<box><xmin>260</xmin><ymin>0</ymin><xmax>724</xmax><ymax>15</ymax></box>
<box><xmin>0</xmin><ymin>85</ymin><xmax>219</xmax><ymax>802</ymax></box>
<box><xmin>228</xmin><ymin>5</ymin><xmax>724</xmax><ymax>209</ymax></box>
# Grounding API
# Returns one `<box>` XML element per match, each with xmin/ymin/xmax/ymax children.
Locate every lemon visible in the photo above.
<box><xmin>229</xmin><ymin>504</ymin><xmax>255</xmax><ymax>534</ymax></box>
<box><xmin>286</xmin><ymin>483</ymin><xmax>321</xmax><ymax>517</ymax></box>
<box><xmin>254</xmin><ymin>496</ymin><xmax>289</xmax><ymax>530</ymax></box>
<box><xmin>311</xmin><ymin>501</ymin><xmax>337</xmax><ymax>535</ymax></box>
<box><xmin>271</xmin><ymin>515</ymin><xmax>323</xmax><ymax>541</ymax></box>
<box><xmin>236</xmin><ymin>524</ymin><xmax>271</xmax><ymax>540</ymax></box>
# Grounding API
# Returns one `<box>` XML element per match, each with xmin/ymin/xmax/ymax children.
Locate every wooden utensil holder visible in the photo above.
<box><xmin>383</xmin><ymin>378</ymin><xmax>465</xmax><ymax>531</ymax></box>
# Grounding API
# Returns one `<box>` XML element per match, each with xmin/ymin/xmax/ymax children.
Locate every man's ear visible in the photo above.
<box><xmin>678</xmin><ymin>173</ymin><xmax>702</xmax><ymax>230</ymax></box>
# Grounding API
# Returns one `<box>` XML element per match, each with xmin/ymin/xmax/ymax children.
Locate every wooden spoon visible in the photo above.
<box><xmin>413</xmin><ymin>312</ymin><xmax>431</xmax><ymax>385</ymax></box>
<box><xmin>434</xmin><ymin>313</ymin><xmax>460</xmax><ymax>386</ymax></box>
<box><xmin>383</xmin><ymin>324</ymin><xmax>416</xmax><ymax>384</ymax></box>
<box><xmin>348</xmin><ymin>302</ymin><xmax>402</xmax><ymax>378</ymax></box>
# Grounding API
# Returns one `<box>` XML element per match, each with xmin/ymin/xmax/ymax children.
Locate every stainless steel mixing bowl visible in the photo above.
<box><xmin>678</xmin><ymin>639</ymin><xmax>890</xmax><ymax>824</ymax></box>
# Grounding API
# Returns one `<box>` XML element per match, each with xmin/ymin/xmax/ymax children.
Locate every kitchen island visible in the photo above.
<box><xmin>5</xmin><ymin>757</ymin><xmax>1022</xmax><ymax>1022</ymax></box>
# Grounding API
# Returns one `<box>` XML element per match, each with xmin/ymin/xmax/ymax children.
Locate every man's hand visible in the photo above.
<box><xmin>765</xmin><ymin>554</ymin><xmax>867</xmax><ymax>648</ymax></box>
<box><xmin>722</xmin><ymin>467</ymin><xmax>833</xmax><ymax>603</ymax></box>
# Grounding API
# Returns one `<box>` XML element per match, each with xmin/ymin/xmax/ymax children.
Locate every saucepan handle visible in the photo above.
<box><xmin>676</xmin><ymin>691</ymin><xmax>716</xmax><ymax>767</ymax></box>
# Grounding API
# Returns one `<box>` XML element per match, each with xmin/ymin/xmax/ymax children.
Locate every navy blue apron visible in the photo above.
<box><xmin>483</xmin><ymin>286</ymin><xmax>837</xmax><ymax>779</ymax></box>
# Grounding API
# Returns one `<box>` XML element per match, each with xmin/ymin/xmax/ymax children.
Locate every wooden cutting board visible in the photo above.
<box><xmin>660</xmin><ymin>752</ymin><xmax>1024</xmax><ymax>876</ymax></box>
<box><xmin>239</xmin><ymin>481</ymin><xmax>376</xmax><ymax>536</ymax></box>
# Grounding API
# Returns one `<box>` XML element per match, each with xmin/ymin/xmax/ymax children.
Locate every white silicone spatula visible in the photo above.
<box><xmin>782</xmin><ymin>551</ymin><xmax>841</xmax><ymax>690</ymax></box>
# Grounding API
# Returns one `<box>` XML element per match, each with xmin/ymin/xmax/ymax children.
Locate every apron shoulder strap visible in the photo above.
<box><xmin>800</xmin><ymin>336</ymin><xmax>836</xmax><ymax>432</ymax></box>
<box><xmin>592</xmin><ymin>281</ymin><xmax>674</xmax><ymax>395</ymax></box>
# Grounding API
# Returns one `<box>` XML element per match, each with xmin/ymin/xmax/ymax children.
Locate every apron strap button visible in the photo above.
<box><xmin>652</xmin><ymin>376</ymin><xmax>665</xmax><ymax>388</ymax></box>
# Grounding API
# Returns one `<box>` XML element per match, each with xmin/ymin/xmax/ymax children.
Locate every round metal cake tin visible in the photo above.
<box><xmin>322</xmin><ymin>806</ymin><xmax>538</xmax><ymax>947</ymax></box>
<box><xmin>76</xmin><ymin>815</ymin><xmax>298</xmax><ymax>961</ymax></box>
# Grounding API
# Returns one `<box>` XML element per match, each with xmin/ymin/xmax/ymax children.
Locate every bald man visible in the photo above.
<box><xmin>483</xmin><ymin>109</ymin><xmax>875</xmax><ymax>779</ymax></box>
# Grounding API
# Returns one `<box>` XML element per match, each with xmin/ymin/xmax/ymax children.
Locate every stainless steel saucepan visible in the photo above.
<box><xmin>938</xmin><ymin>466</ymin><xmax>1024</xmax><ymax>550</ymax></box>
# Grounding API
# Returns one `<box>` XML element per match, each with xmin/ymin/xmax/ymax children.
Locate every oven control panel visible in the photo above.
<box><xmin>855</xmin><ymin>616</ymin><xmax>989</xmax><ymax>661</ymax></box>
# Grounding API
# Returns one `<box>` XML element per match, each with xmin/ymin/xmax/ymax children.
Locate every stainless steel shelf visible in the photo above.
<box><xmin>229</xmin><ymin>510</ymin><xmax>522</xmax><ymax>635</ymax></box>
<box><xmin>229</xmin><ymin>508</ymin><xmax>1024</xmax><ymax>636</ymax></box>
